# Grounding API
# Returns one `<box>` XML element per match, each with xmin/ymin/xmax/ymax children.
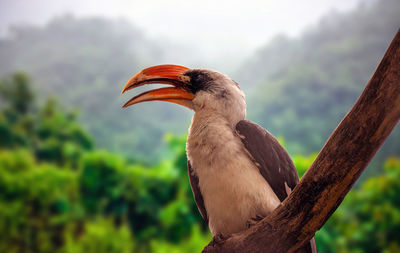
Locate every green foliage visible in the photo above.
<box><xmin>63</xmin><ymin>218</ymin><xmax>135</xmax><ymax>253</ymax></box>
<box><xmin>1</xmin><ymin>0</ymin><xmax>400</xmax><ymax>250</ymax></box>
<box><xmin>0</xmin><ymin>72</ymin><xmax>33</xmax><ymax>114</ymax></box>
<box><xmin>237</xmin><ymin>0</ymin><xmax>400</xmax><ymax>175</ymax></box>
<box><xmin>0</xmin><ymin>149</ymin><xmax>80</xmax><ymax>253</ymax></box>
<box><xmin>1</xmin><ymin>72</ymin><xmax>400</xmax><ymax>252</ymax></box>
<box><xmin>79</xmin><ymin>151</ymin><xmax>126</xmax><ymax>215</ymax></box>
<box><xmin>0</xmin><ymin>15</ymin><xmax>192</xmax><ymax>163</ymax></box>
<box><xmin>0</xmin><ymin>73</ymin><xmax>93</xmax><ymax>167</ymax></box>
<box><xmin>1</xmin><ymin>0</ymin><xmax>399</xmax><ymax>170</ymax></box>
<box><xmin>316</xmin><ymin>158</ymin><xmax>400</xmax><ymax>252</ymax></box>
<box><xmin>35</xmin><ymin>98</ymin><xmax>93</xmax><ymax>167</ymax></box>
<box><xmin>149</xmin><ymin>225</ymin><xmax>212</xmax><ymax>253</ymax></box>
<box><xmin>0</xmin><ymin>73</ymin><xmax>210</xmax><ymax>252</ymax></box>
<box><xmin>292</xmin><ymin>153</ymin><xmax>318</xmax><ymax>178</ymax></box>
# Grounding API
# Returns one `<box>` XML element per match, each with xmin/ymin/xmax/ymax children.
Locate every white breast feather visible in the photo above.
<box><xmin>186</xmin><ymin>113</ymin><xmax>280</xmax><ymax>236</ymax></box>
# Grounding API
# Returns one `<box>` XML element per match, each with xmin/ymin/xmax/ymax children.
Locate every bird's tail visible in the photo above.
<box><xmin>298</xmin><ymin>237</ymin><xmax>317</xmax><ymax>253</ymax></box>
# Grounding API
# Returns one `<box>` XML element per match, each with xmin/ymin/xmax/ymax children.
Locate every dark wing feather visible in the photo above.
<box><xmin>187</xmin><ymin>160</ymin><xmax>208</xmax><ymax>224</ymax></box>
<box><xmin>236</xmin><ymin>120</ymin><xmax>299</xmax><ymax>201</ymax></box>
<box><xmin>236</xmin><ymin>120</ymin><xmax>317</xmax><ymax>252</ymax></box>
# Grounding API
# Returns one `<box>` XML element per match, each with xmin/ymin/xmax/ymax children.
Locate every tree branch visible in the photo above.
<box><xmin>203</xmin><ymin>29</ymin><xmax>400</xmax><ymax>253</ymax></box>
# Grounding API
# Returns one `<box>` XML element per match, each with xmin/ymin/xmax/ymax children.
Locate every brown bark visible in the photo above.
<box><xmin>203</xmin><ymin>29</ymin><xmax>400</xmax><ymax>253</ymax></box>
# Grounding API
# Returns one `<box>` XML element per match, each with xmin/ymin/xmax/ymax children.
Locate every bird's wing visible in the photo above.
<box><xmin>187</xmin><ymin>160</ymin><xmax>208</xmax><ymax>224</ymax></box>
<box><xmin>236</xmin><ymin>120</ymin><xmax>317</xmax><ymax>252</ymax></box>
<box><xmin>235</xmin><ymin>120</ymin><xmax>299</xmax><ymax>202</ymax></box>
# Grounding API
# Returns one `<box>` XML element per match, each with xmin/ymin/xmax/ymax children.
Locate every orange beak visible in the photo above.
<box><xmin>121</xmin><ymin>64</ymin><xmax>195</xmax><ymax>109</ymax></box>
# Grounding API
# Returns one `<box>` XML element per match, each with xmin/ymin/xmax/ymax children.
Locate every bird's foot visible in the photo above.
<box><xmin>203</xmin><ymin>233</ymin><xmax>226</xmax><ymax>251</ymax></box>
<box><xmin>246</xmin><ymin>215</ymin><xmax>265</xmax><ymax>228</ymax></box>
<box><xmin>210</xmin><ymin>233</ymin><xmax>225</xmax><ymax>246</ymax></box>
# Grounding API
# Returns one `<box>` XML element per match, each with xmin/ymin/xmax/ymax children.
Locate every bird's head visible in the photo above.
<box><xmin>121</xmin><ymin>64</ymin><xmax>246</xmax><ymax>125</ymax></box>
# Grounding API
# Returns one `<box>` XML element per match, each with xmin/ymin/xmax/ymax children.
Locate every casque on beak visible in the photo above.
<box><xmin>121</xmin><ymin>64</ymin><xmax>195</xmax><ymax>109</ymax></box>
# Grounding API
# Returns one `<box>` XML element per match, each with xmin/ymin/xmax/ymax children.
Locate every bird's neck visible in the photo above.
<box><xmin>186</xmin><ymin>109</ymin><xmax>245</xmax><ymax>167</ymax></box>
<box><xmin>190</xmin><ymin>111</ymin><xmax>232</xmax><ymax>136</ymax></box>
<box><xmin>192</xmin><ymin>107</ymin><xmax>244</xmax><ymax>130</ymax></box>
<box><xmin>187</xmin><ymin>110</ymin><xmax>239</xmax><ymax>167</ymax></box>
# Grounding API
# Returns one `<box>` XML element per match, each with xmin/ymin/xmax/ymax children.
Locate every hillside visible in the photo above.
<box><xmin>0</xmin><ymin>0</ymin><xmax>399</xmax><ymax>167</ymax></box>
<box><xmin>237</xmin><ymin>0</ymin><xmax>400</xmax><ymax>174</ymax></box>
<box><xmin>0</xmin><ymin>15</ymin><xmax>193</xmax><ymax>162</ymax></box>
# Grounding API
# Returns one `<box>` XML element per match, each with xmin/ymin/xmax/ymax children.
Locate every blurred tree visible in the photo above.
<box><xmin>1</xmin><ymin>72</ymin><xmax>399</xmax><ymax>252</ymax></box>
<box><xmin>0</xmin><ymin>15</ymin><xmax>192</xmax><ymax>163</ymax></box>
<box><xmin>34</xmin><ymin>98</ymin><xmax>93</xmax><ymax>167</ymax></box>
<box><xmin>0</xmin><ymin>149</ymin><xmax>80</xmax><ymax>253</ymax></box>
<box><xmin>63</xmin><ymin>218</ymin><xmax>135</xmax><ymax>253</ymax></box>
<box><xmin>0</xmin><ymin>72</ymin><xmax>35</xmax><ymax>148</ymax></box>
<box><xmin>0</xmin><ymin>73</ymin><xmax>93</xmax><ymax>167</ymax></box>
<box><xmin>317</xmin><ymin>158</ymin><xmax>400</xmax><ymax>253</ymax></box>
<box><xmin>237</xmin><ymin>0</ymin><xmax>400</xmax><ymax>177</ymax></box>
<box><xmin>0</xmin><ymin>0</ymin><xmax>398</xmax><ymax>169</ymax></box>
<box><xmin>0</xmin><ymin>74</ymin><xmax>211</xmax><ymax>252</ymax></box>
<box><xmin>293</xmin><ymin>151</ymin><xmax>400</xmax><ymax>253</ymax></box>
<box><xmin>0</xmin><ymin>72</ymin><xmax>34</xmax><ymax>114</ymax></box>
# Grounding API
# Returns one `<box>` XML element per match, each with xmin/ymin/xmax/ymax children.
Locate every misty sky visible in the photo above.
<box><xmin>1</xmin><ymin>0</ymin><xmax>368</xmax><ymax>69</ymax></box>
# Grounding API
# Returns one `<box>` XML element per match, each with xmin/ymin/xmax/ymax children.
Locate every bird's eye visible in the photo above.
<box><xmin>180</xmin><ymin>75</ymin><xmax>191</xmax><ymax>83</ymax></box>
<box><xmin>183</xmin><ymin>71</ymin><xmax>213</xmax><ymax>94</ymax></box>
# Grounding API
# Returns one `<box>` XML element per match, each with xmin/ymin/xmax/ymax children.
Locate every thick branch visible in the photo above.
<box><xmin>204</xmin><ymin>29</ymin><xmax>400</xmax><ymax>253</ymax></box>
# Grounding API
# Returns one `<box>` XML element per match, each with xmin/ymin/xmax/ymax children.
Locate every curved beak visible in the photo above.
<box><xmin>121</xmin><ymin>64</ymin><xmax>195</xmax><ymax>109</ymax></box>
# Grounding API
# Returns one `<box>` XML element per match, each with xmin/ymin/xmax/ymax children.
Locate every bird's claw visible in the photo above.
<box><xmin>246</xmin><ymin>214</ymin><xmax>264</xmax><ymax>228</ymax></box>
<box><xmin>210</xmin><ymin>233</ymin><xmax>225</xmax><ymax>246</ymax></box>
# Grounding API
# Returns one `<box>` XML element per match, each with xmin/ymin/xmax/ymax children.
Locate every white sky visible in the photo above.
<box><xmin>0</xmin><ymin>0</ymin><xmax>366</xmax><ymax>69</ymax></box>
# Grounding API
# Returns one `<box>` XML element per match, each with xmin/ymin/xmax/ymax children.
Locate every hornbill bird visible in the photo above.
<box><xmin>121</xmin><ymin>64</ymin><xmax>317</xmax><ymax>252</ymax></box>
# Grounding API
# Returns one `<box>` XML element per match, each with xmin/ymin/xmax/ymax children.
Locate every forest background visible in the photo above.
<box><xmin>0</xmin><ymin>0</ymin><xmax>399</xmax><ymax>252</ymax></box>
